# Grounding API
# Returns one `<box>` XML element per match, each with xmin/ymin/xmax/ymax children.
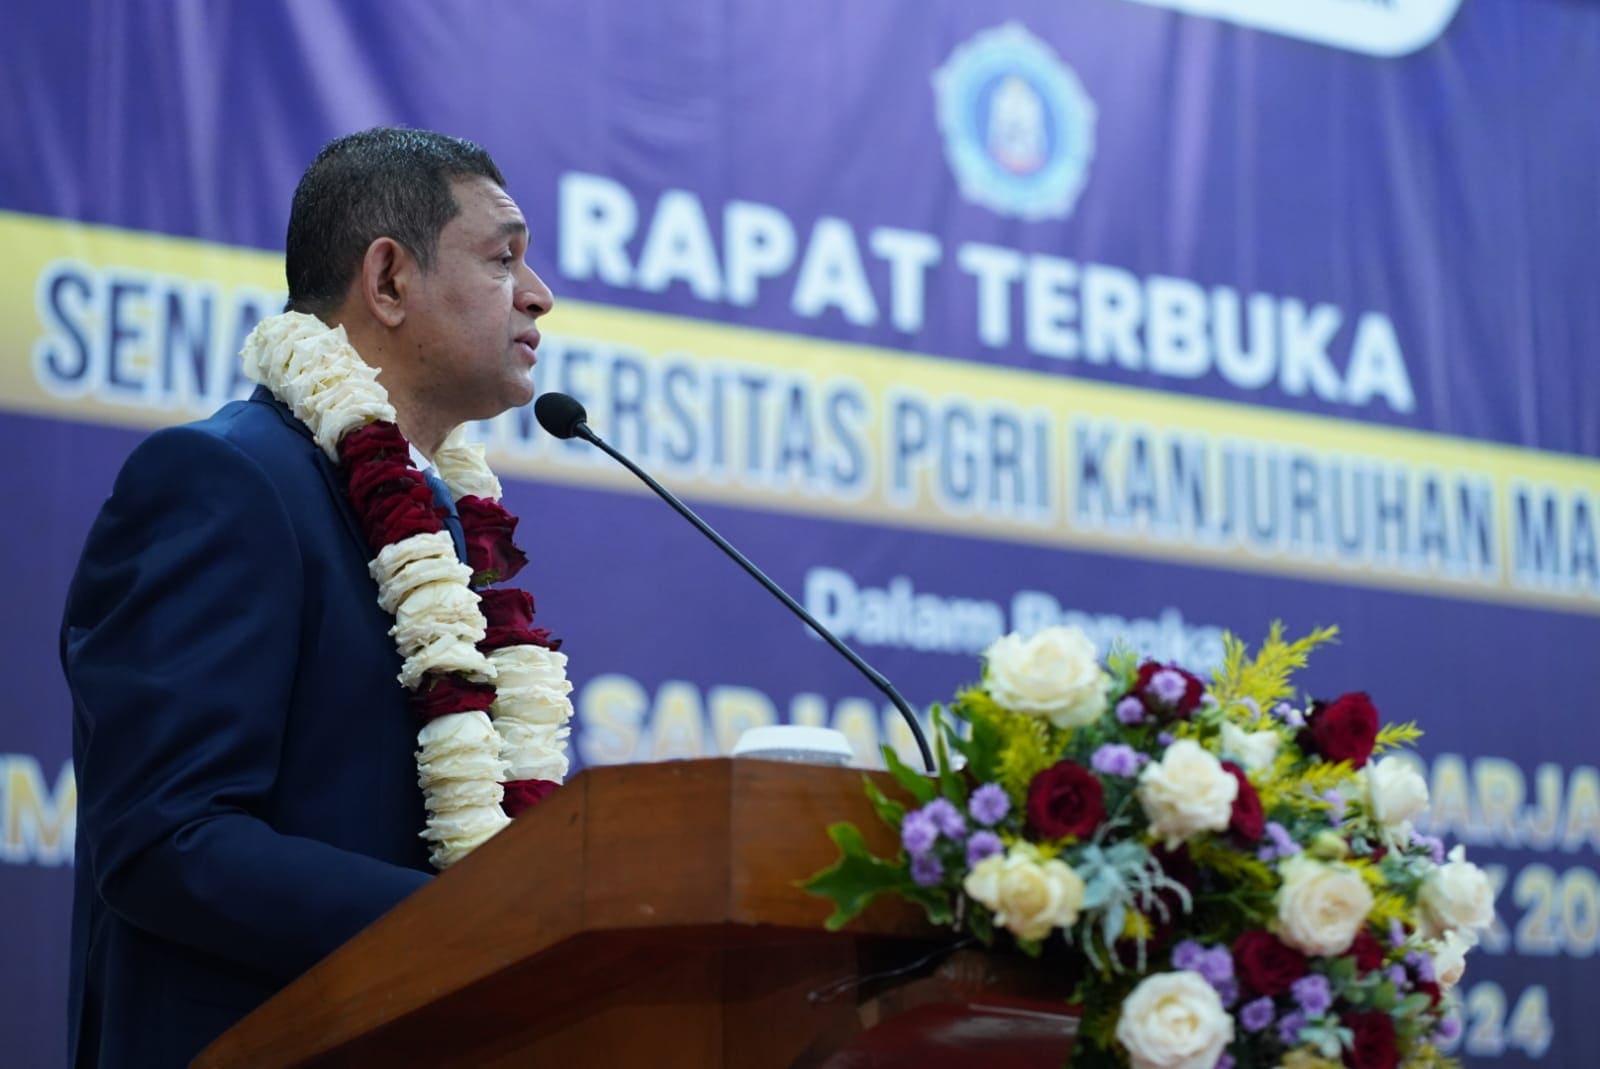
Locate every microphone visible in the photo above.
<box><xmin>534</xmin><ymin>391</ymin><xmax>935</xmax><ymax>772</ymax></box>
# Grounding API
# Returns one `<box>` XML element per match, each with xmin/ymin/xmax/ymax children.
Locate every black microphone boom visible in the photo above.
<box><xmin>533</xmin><ymin>391</ymin><xmax>935</xmax><ymax>772</ymax></box>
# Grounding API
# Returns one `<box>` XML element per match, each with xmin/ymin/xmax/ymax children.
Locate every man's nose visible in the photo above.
<box><xmin>518</xmin><ymin>265</ymin><xmax>554</xmax><ymax>319</ymax></box>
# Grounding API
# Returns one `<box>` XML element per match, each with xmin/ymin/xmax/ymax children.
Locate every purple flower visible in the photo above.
<box><xmin>1091</xmin><ymin>743</ymin><xmax>1146</xmax><ymax>777</ymax></box>
<box><xmin>1389</xmin><ymin>919</ymin><xmax>1408</xmax><ymax>948</ymax></box>
<box><xmin>1323</xmin><ymin>789</ymin><xmax>1346</xmax><ymax>823</ymax></box>
<box><xmin>1274</xmin><ymin>702</ymin><xmax>1306</xmax><ymax>728</ymax></box>
<box><xmin>1171</xmin><ymin>939</ymin><xmax>1205</xmax><ymax>971</ymax></box>
<box><xmin>969</xmin><ymin>783</ymin><xmax>1010</xmax><ymax>826</ymax></box>
<box><xmin>922</xmin><ymin>798</ymin><xmax>968</xmax><ymax>840</ymax></box>
<box><xmin>1258</xmin><ymin>821</ymin><xmax>1300</xmax><ymax>861</ymax></box>
<box><xmin>901</xmin><ymin>811</ymin><xmax>937</xmax><ymax>855</ymax></box>
<box><xmin>910</xmin><ymin>852</ymin><xmax>945</xmax><ymax>887</ymax></box>
<box><xmin>1406</xmin><ymin>950</ymin><xmax>1436</xmax><ymax>984</ymax></box>
<box><xmin>1149</xmin><ymin>669</ymin><xmax>1190</xmax><ymax>704</ymax></box>
<box><xmin>1291</xmin><ymin>974</ymin><xmax>1331</xmax><ymax>1017</ymax></box>
<box><xmin>1215</xmin><ymin>1056</ymin><xmax>1235</xmax><ymax>1069</ymax></box>
<box><xmin>966</xmin><ymin>831</ymin><xmax>1003</xmax><ymax>868</ymax></box>
<box><xmin>1197</xmin><ymin>946</ymin><xmax>1235</xmax><ymax>988</ymax></box>
<box><xmin>1215</xmin><ymin>979</ymin><xmax>1239</xmax><ymax>1008</ymax></box>
<box><xmin>1387</xmin><ymin>964</ymin><xmax>1409</xmax><ymax>989</ymax></box>
<box><xmin>1276</xmin><ymin>1010</ymin><xmax>1308</xmax><ymax>1046</ymax></box>
<box><xmin>1240</xmin><ymin>997</ymin><xmax>1275</xmax><ymax>1032</ymax></box>
<box><xmin>1411</xmin><ymin>830</ymin><xmax>1446</xmax><ymax>864</ymax></box>
<box><xmin>1435</xmin><ymin>1015</ymin><xmax>1463</xmax><ymax>1043</ymax></box>
<box><xmin>1116</xmin><ymin>696</ymin><xmax>1146</xmax><ymax>724</ymax></box>
<box><xmin>1157</xmin><ymin>731</ymin><xmax>1176</xmax><ymax>746</ymax></box>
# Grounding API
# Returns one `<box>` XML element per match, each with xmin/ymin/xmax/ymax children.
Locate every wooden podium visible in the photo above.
<box><xmin>193</xmin><ymin>758</ymin><xmax>1078</xmax><ymax>1068</ymax></box>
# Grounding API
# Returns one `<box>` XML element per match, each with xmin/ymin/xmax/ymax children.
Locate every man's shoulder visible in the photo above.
<box><xmin>182</xmin><ymin>389</ymin><xmax>314</xmax><ymax>456</ymax></box>
<box><xmin>129</xmin><ymin>391</ymin><xmax>316</xmax><ymax>477</ymax></box>
<box><xmin>104</xmin><ymin>391</ymin><xmax>333</xmax><ymax>523</ymax></box>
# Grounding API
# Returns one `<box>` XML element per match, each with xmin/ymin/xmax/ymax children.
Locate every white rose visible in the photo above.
<box><xmin>1114</xmin><ymin>971</ymin><xmax>1234</xmax><ymax>1069</ymax></box>
<box><xmin>983</xmin><ymin>627</ymin><xmax>1110</xmax><ymax>729</ymax></box>
<box><xmin>1365</xmin><ymin>756</ymin><xmax>1429</xmax><ymax>840</ymax></box>
<box><xmin>1275</xmin><ymin>856</ymin><xmax>1374</xmax><ymax>956</ymax></box>
<box><xmin>1137</xmin><ymin>739</ymin><xmax>1237</xmax><ymax>848</ymax></box>
<box><xmin>961</xmin><ymin>845</ymin><xmax>1085</xmax><ymax>941</ymax></box>
<box><xmin>1220</xmin><ymin>720</ymin><xmax>1281</xmax><ymax>772</ymax></box>
<box><xmin>963</xmin><ymin>854</ymin><xmax>1005</xmax><ymax>908</ymax></box>
<box><xmin>1430</xmin><ymin>928</ymin><xmax>1477</xmax><ymax>989</ymax></box>
<box><xmin>1419</xmin><ymin>845</ymin><xmax>1497</xmax><ymax>938</ymax></box>
<box><xmin>434</xmin><ymin>427</ymin><xmax>504</xmax><ymax>501</ymax></box>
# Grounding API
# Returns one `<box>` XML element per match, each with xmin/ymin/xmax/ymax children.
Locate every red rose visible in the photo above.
<box><xmin>1025</xmin><ymin>761</ymin><xmax>1105</xmax><ymax>840</ymax></box>
<box><xmin>1414</xmin><ymin>979</ymin><xmax>1442</xmax><ymax>1008</ymax></box>
<box><xmin>346</xmin><ymin>457</ymin><xmax>421</xmax><ymax>516</ymax></box>
<box><xmin>1130</xmin><ymin>662</ymin><xmax>1206</xmax><ymax>719</ymax></box>
<box><xmin>362</xmin><ymin>482</ymin><xmax>447</xmax><ymax>549</ymax></box>
<box><xmin>1344</xmin><ymin>1010</ymin><xmax>1399</xmax><ymax>1069</ymax></box>
<box><xmin>411</xmin><ymin>675</ymin><xmax>496</xmax><ymax>722</ymax></box>
<box><xmin>1346</xmin><ymin>928</ymin><xmax>1386</xmax><ymax>973</ymax></box>
<box><xmin>458</xmin><ymin>495</ymin><xmax>528</xmax><ymax>585</ymax></box>
<box><xmin>1303</xmin><ymin>692</ymin><xmax>1380</xmax><ymax>769</ymax></box>
<box><xmin>1233</xmin><ymin>930</ymin><xmax>1310</xmax><ymax>997</ymax></box>
<box><xmin>337</xmin><ymin>421</ymin><xmax>409</xmax><ymax>468</ymax></box>
<box><xmin>502</xmin><ymin>778</ymin><xmax>559</xmax><ymax>817</ymax></box>
<box><xmin>1223</xmin><ymin>762</ymin><xmax>1265</xmax><ymax>842</ymax></box>
<box><xmin>477</xmin><ymin>588</ymin><xmax>561</xmax><ymax>652</ymax></box>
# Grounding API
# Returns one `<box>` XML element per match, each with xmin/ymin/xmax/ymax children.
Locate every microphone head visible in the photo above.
<box><xmin>534</xmin><ymin>392</ymin><xmax>589</xmax><ymax>440</ymax></box>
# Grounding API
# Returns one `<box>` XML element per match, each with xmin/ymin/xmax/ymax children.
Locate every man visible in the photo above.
<box><xmin>61</xmin><ymin>127</ymin><xmax>554</xmax><ymax>1067</ymax></box>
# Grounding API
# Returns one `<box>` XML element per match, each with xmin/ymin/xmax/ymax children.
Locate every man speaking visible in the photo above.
<box><xmin>61</xmin><ymin>127</ymin><xmax>573</xmax><ymax>1067</ymax></box>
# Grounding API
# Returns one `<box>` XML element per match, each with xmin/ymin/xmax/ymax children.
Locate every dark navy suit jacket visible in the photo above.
<box><xmin>62</xmin><ymin>388</ymin><xmax>433</xmax><ymax>1067</ymax></box>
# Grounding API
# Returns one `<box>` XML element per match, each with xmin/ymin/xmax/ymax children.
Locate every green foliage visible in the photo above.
<box><xmin>800</xmin><ymin>823</ymin><xmax>911</xmax><ymax>930</ymax></box>
<box><xmin>1293</xmin><ymin>758</ymin><xmax>1357</xmax><ymax>795</ymax></box>
<box><xmin>1187</xmin><ymin>838</ymin><xmax>1277</xmax><ymax>896</ymax></box>
<box><xmin>862</xmin><ymin>777</ymin><xmax>906</xmax><ymax>829</ymax></box>
<box><xmin>1212</xmin><ymin>622</ymin><xmax>1339</xmax><ymax>712</ymax></box>
<box><xmin>955</xmin><ymin>686</ymin><xmax>1063</xmax><ymax>796</ymax></box>
<box><xmin>947</xmin><ymin>699</ymin><xmax>1005</xmax><ymax>783</ymax></box>
<box><xmin>1072</xmin><ymin>977</ymin><xmax>1129</xmax><ymax>1060</ymax></box>
<box><xmin>1105</xmin><ymin>644</ymin><xmax>1141</xmax><ymax>692</ymax></box>
<box><xmin>904</xmin><ymin>883</ymin><xmax>955</xmax><ymax>926</ymax></box>
<box><xmin>931</xmin><ymin>707</ymin><xmax>969</xmax><ymax>806</ymax></box>
<box><xmin>1374</xmin><ymin>721</ymin><xmax>1424</xmax><ymax>753</ymax></box>
<box><xmin>881</xmin><ymin>743</ymin><xmax>936</xmax><ymax>804</ymax></box>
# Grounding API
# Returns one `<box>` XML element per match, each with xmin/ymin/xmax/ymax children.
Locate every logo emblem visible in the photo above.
<box><xmin>933</xmin><ymin>23</ymin><xmax>1097</xmax><ymax>221</ymax></box>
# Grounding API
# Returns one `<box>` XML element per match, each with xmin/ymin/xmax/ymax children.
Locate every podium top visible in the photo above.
<box><xmin>194</xmin><ymin>758</ymin><xmax>936</xmax><ymax>1068</ymax></box>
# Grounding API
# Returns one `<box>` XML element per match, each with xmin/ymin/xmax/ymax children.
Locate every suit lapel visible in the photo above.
<box><xmin>250</xmin><ymin>386</ymin><xmax>371</xmax><ymax>560</ymax></box>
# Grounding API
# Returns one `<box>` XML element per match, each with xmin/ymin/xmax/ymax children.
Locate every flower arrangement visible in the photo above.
<box><xmin>805</xmin><ymin>624</ymin><xmax>1495</xmax><ymax>1069</ymax></box>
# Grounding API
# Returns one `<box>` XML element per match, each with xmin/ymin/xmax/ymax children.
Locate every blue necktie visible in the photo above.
<box><xmin>421</xmin><ymin>468</ymin><xmax>469</xmax><ymax>565</ymax></box>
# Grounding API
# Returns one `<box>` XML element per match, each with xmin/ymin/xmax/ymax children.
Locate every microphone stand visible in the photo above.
<box><xmin>568</xmin><ymin>420</ymin><xmax>936</xmax><ymax>773</ymax></box>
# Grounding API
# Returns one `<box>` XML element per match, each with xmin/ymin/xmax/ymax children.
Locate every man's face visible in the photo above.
<box><xmin>401</xmin><ymin>175</ymin><xmax>553</xmax><ymax>423</ymax></box>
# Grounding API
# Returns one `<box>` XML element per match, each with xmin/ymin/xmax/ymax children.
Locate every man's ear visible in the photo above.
<box><xmin>358</xmin><ymin>237</ymin><xmax>413</xmax><ymax>328</ymax></box>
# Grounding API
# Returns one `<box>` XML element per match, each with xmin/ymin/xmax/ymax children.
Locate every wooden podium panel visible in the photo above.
<box><xmin>193</xmin><ymin>759</ymin><xmax>1076</xmax><ymax>1068</ymax></box>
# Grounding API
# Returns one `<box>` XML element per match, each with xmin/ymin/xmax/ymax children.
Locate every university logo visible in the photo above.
<box><xmin>932</xmin><ymin>23</ymin><xmax>1097</xmax><ymax>222</ymax></box>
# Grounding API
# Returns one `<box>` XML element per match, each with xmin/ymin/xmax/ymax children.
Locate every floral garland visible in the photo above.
<box><xmin>242</xmin><ymin>312</ymin><xmax>574</xmax><ymax>869</ymax></box>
